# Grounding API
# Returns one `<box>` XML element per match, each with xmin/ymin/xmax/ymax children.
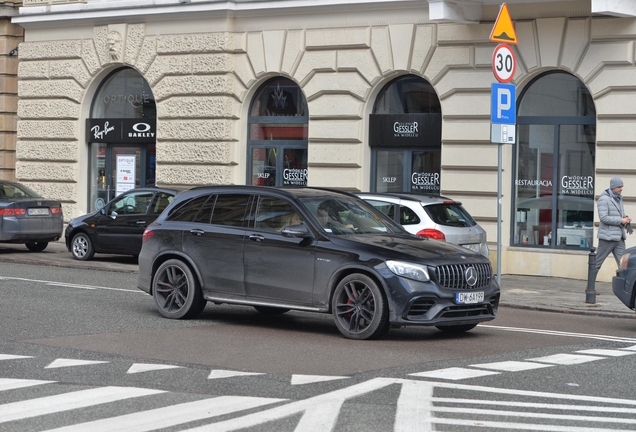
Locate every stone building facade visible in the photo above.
<box><xmin>11</xmin><ymin>0</ymin><xmax>636</xmax><ymax>281</ymax></box>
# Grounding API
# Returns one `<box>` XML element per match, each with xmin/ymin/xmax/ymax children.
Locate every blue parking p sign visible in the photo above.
<box><xmin>491</xmin><ymin>83</ymin><xmax>516</xmax><ymax>124</ymax></box>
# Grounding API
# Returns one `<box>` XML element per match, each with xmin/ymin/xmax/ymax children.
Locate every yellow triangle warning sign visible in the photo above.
<box><xmin>490</xmin><ymin>3</ymin><xmax>517</xmax><ymax>44</ymax></box>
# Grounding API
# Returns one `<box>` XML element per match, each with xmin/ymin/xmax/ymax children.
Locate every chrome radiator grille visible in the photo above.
<box><xmin>434</xmin><ymin>263</ymin><xmax>493</xmax><ymax>290</ymax></box>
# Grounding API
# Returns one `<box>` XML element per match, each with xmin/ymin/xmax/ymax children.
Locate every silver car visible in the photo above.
<box><xmin>358</xmin><ymin>193</ymin><xmax>489</xmax><ymax>258</ymax></box>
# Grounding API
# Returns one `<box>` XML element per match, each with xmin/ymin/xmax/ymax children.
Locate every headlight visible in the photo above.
<box><xmin>386</xmin><ymin>260</ymin><xmax>430</xmax><ymax>282</ymax></box>
<box><xmin>620</xmin><ymin>253</ymin><xmax>631</xmax><ymax>270</ymax></box>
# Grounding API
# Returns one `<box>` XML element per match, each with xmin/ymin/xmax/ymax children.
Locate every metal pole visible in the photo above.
<box><xmin>586</xmin><ymin>247</ymin><xmax>597</xmax><ymax>304</ymax></box>
<box><xmin>497</xmin><ymin>143</ymin><xmax>502</xmax><ymax>286</ymax></box>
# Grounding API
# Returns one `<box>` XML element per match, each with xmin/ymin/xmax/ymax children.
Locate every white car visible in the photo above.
<box><xmin>358</xmin><ymin>193</ymin><xmax>489</xmax><ymax>258</ymax></box>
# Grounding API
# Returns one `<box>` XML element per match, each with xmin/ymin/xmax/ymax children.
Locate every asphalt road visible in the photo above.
<box><xmin>2</xmin><ymin>262</ymin><xmax>636</xmax><ymax>431</ymax></box>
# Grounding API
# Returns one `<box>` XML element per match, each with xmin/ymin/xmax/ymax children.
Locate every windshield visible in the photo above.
<box><xmin>299</xmin><ymin>195</ymin><xmax>403</xmax><ymax>235</ymax></box>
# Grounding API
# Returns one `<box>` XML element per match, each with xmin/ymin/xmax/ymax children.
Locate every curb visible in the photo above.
<box><xmin>500</xmin><ymin>303</ymin><xmax>636</xmax><ymax>319</ymax></box>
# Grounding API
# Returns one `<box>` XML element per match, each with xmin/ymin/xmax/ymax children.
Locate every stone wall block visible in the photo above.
<box><xmin>281</xmin><ymin>30</ymin><xmax>304</xmax><ymax>76</ymax></box>
<box><xmin>442</xmin><ymin>170</ymin><xmax>495</xmax><ymax>193</ymax></box>
<box><xmin>135</xmin><ymin>36</ymin><xmax>157</xmax><ymax>74</ymax></box>
<box><xmin>595</xmin><ymin>91</ymin><xmax>636</xmax><ymax>116</ymax></box>
<box><xmin>263</xmin><ymin>30</ymin><xmax>286</xmax><ymax>73</ymax></box>
<box><xmin>592</xmin><ymin>17</ymin><xmax>636</xmax><ymax>40</ymax></box>
<box><xmin>93</xmin><ymin>25</ymin><xmax>109</xmax><ymax>66</ymax></box>
<box><xmin>158</xmin><ymin>164</ymin><xmax>233</xmax><ymax>186</ymax></box>
<box><xmin>0</xmin><ymin>56</ymin><xmax>18</xmax><ymax>75</ymax></box>
<box><xmin>0</xmin><ymin>76</ymin><xmax>17</xmax><ymax>94</ymax></box>
<box><xmin>437</xmin><ymin>23</ymin><xmax>491</xmax><ymax>44</ymax></box>
<box><xmin>424</xmin><ymin>46</ymin><xmax>471</xmax><ymax>83</ymax></box>
<box><xmin>441</xmin><ymin>92</ymin><xmax>490</xmax><ymax>117</ymax></box>
<box><xmin>303</xmin><ymin>72</ymin><xmax>370</xmax><ymax>101</ymax></box>
<box><xmin>561</xmin><ymin>18</ymin><xmax>589</xmax><ymax>71</ymax></box>
<box><xmin>435</xmin><ymin>69</ymin><xmax>494</xmax><ymax>98</ymax></box>
<box><xmin>16</xmin><ymin>161</ymin><xmax>76</xmax><ymax>182</ymax></box>
<box><xmin>443</xmin><ymin>145</ymin><xmax>497</xmax><ymax>167</ymax></box>
<box><xmin>537</xmin><ymin>18</ymin><xmax>566</xmax><ymax>68</ymax></box>
<box><xmin>17</xmin><ymin>120</ymin><xmax>77</xmax><ymax>140</ymax></box>
<box><xmin>337</xmin><ymin>49</ymin><xmax>380</xmax><ymax>84</ymax></box>
<box><xmin>124</xmin><ymin>23</ymin><xmax>146</xmax><ymax>65</ymax></box>
<box><xmin>145</xmin><ymin>55</ymin><xmax>192</xmax><ymax>86</ymax></box>
<box><xmin>587</xmin><ymin>68</ymin><xmax>636</xmax><ymax>95</ymax></box>
<box><xmin>309</xmin><ymin>120</ymin><xmax>360</xmax><ymax>142</ymax></box>
<box><xmin>371</xmin><ymin>26</ymin><xmax>393</xmax><ymax>74</ymax></box>
<box><xmin>157</xmin><ymin>33</ymin><xmax>233</xmax><ymax>54</ymax></box>
<box><xmin>233</xmin><ymin>53</ymin><xmax>256</xmax><ymax>88</ymax></box>
<box><xmin>596</xmin><ymin>119</ymin><xmax>636</xmax><ymax>143</ymax></box>
<box><xmin>596</xmin><ymin>146</ymin><xmax>636</xmax><ymax>168</ymax></box>
<box><xmin>306</xmin><ymin>27</ymin><xmax>370</xmax><ymax>50</ymax></box>
<box><xmin>308</xmin><ymin>142</ymin><xmax>359</xmax><ymax>164</ymax></box>
<box><xmin>577</xmin><ymin>41</ymin><xmax>634</xmax><ymax>82</ymax></box>
<box><xmin>475</xmin><ymin>45</ymin><xmax>494</xmax><ymax>67</ymax></box>
<box><xmin>0</xmin><ymin>115</ymin><xmax>17</xmax><ymax>132</ymax></box>
<box><xmin>308</xmin><ymin>166</ymin><xmax>359</xmax><ymax>190</ymax></box>
<box><xmin>411</xmin><ymin>25</ymin><xmax>434</xmax><ymax>73</ymax></box>
<box><xmin>157</xmin><ymin>96</ymin><xmax>237</xmax><ymax>119</ymax></box>
<box><xmin>82</xmin><ymin>40</ymin><xmax>101</xmax><ymax>76</ymax></box>
<box><xmin>192</xmin><ymin>53</ymin><xmax>232</xmax><ymax>74</ymax></box>
<box><xmin>0</xmin><ymin>20</ymin><xmax>25</xmax><ymax>38</ymax></box>
<box><xmin>309</xmin><ymin>94</ymin><xmax>362</xmax><ymax>118</ymax></box>
<box><xmin>441</xmin><ymin>120</ymin><xmax>489</xmax><ymax>141</ymax></box>
<box><xmin>23</xmin><ymin>182</ymin><xmax>77</xmax><ymax>204</ymax></box>
<box><xmin>247</xmin><ymin>32</ymin><xmax>266</xmax><ymax>77</ymax></box>
<box><xmin>154</xmin><ymin>75</ymin><xmax>245</xmax><ymax>101</ymax></box>
<box><xmin>17</xmin><ymin>140</ymin><xmax>78</xmax><ymax>162</ymax></box>
<box><xmin>389</xmin><ymin>24</ymin><xmax>415</xmax><ymax>71</ymax></box>
<box><xmin>18</xmin><ymin>40</ymin><xmax>82</xmax><ymax>60</ymax></box>
<box><xmin>19</xmin><ymin>80</ymin><xmax>84</xmax><ymax>103</ymax></box>
<box><xmin>49</xmin><ymin>59</ymin><xmax>92</xmax><ymax>87</ymax></box>
<box><xmin>160</xmin><ymin>119</ymin><xmax>234</xmax><ymax>141</ymax></box>
<box><xmin>0</xmin><ymin>132</ymin><xmax>16</xmax><ymax>151</ymax></box>
<box><xmin>0</xmin><ymin>95</ymin><xmax>17</xmax><ymax>113</ymax></box>
<box><xmin>18</xmin><ymin>99</ymin><xmax>80</xmax><ymax>119</ymax></box>
<box><xmin>157</xmin><ymin>141</ymin><xmax>233</xmax><ymax>164</ymax></box>
<box><xmin>295</xmin><ymin>51</ymin><xmax>336</xmax><ymax>86</ymax></box>
<box><xmin>515</xmin><ymin>21</ymin><xmax>538</xmax><ymax>72</ymax></box>
<box><xmin>18</xmin><ymin>61</ymin><xmax>49</xmax><ymax>80</ymax></box>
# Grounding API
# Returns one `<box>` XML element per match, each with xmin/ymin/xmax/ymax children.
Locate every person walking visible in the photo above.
<box><xmin>594</xmin><ymin>177</ymin><xmax>633</xmax><ymax>293</ymax></box>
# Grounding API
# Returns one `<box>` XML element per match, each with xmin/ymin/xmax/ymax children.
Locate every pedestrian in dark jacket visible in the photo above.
<box><xmin>595</xmin><ymin>177</ymin><xmax>632</xmax><ymax>288</ymax></box>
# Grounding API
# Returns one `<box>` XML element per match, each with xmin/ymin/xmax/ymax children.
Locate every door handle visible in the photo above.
<box><xmin>190</xmin><ymin>229</ymin><xmax>205</xmax><ymax>236</ymax></box>
<box><xmin>136</xmin><ymin>220</ymin><xmax>147</xmax><ymax>226</ymax></box>
<box><xmin>249</xmin><ymin>234</ymin><xmax>265</xmax><ymax>242</ymax></box>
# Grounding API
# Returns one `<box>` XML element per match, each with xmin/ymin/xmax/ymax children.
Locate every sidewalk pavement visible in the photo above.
<box><xmin>0</xmin><ymin>240</ymin><xmax>634</xmax><ymax>319</ymax></box>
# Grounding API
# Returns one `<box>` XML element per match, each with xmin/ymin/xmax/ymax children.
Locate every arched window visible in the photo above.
<box><xmin>369</xmin><ymin>75</ymin><xmax>442</xmax><ymax>193</ymax></box>
<box><xmin>87</xmin><ymin>67</ymin><xmax>156</xmax><ymax>211</ymax></box>
<box><xmin>247</xmin><ymin>77</ymin><xmax>308</xmax><ymax>187</ymax></box>
<box><xmin>513</xmin><ymin>72</ymin><xmax>596</xmax><ymax>248</ymax></box>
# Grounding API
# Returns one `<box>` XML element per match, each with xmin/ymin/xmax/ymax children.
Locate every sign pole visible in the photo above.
<box><xmin>497</xmin><ymin>144</ymin><xmax>502</xmax><ymax>286</ymax></box>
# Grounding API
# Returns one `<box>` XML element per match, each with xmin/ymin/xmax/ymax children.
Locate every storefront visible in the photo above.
<box><xmin>11</xmin><ymin>0</ymin><xmax>636</xmax><ymax>281</ymax></box>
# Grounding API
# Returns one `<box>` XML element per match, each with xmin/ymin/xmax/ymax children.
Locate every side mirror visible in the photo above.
<box><xmin>281</xmin><ymin>223</ymin><xmax>312</xmax><ymax>238</ymax></box>
<box><xmin>109</xmin><ymin>211</ymin><xmax>118</xmax><ymax>220</ymax></box>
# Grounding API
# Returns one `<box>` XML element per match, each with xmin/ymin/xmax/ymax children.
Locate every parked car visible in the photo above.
<box><xmin>138</xmin><ymin>186</ymin><xmax>499</xmax><ymax>340</ymax></box>
<box><xmin>0</xmin><ymin>180</ymin><xmax>63</xmax><ymax>252</ymax></box>
<box><xmin>358</xmin><ymin>193</ymin><xmax>489</xmax><ymax>258</ymax></box>
<box><xmin>613</xmin><ymin>247</ymin><xmax>636</xmax><ymax>311</ymax></box>
<box><xmin>65</xmin><ymin>187</ymin><xmax>178</xmax><ymax>260</ymax></box>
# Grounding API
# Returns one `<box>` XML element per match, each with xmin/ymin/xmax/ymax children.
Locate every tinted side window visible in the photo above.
<box><xmin>167</xmin><ymin>196</ymin><xmax>209</xmax><ymax>222</ymax></box>
<box><xmin>194</xmin><ymin>195</ymin><xmax>216</xmax><ymax>223</ymax></box>
<box><xmin>399</xmin><ymin>205</ymin><xmax>420</xmax><ymax>225</ymax></box>
<box><xmin>211</xmin><ymin>194</ymin><xmax>251</xmax><ymax>227</ymax></box>
<box><xmin>425</xmin><ymin>204</ymin><xmax>475</xmax><ymax>227</ymax></box>
<box><xmin>364</xmin><ymin>199</ymin><xmax>395</xmax><ymax>220</ymax></box>
<box><xmin>151</xmin><ymin>192</ymin><xmax>175</xmax><ymax>214</ymax></box>
<box><xmin>111</xmin><ymin>191</ymin><xmax>154</xmax><ymax>215</ymax></box>
<box><xmin>254</xmin><ymin>196</ymin><xmax>300</xmax><ymax>232</ymax></box>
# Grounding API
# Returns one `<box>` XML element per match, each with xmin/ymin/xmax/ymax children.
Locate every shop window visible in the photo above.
<box><xmin>513</xmin><ymin>72</ymin><xmax>596</xmax><ymax>249</ymax></box>
<box><xmin>369</xmin><ymin>75</ymin><xmax>442</xmax><ymax>193</ymax></box>
<box><xmin>248</xmin><ymin>78</ymin><xmax>308</xmax><ymax>187</ymax></box>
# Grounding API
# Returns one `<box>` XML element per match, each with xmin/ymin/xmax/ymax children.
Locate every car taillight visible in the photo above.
<box><xmin>142</xmin><ymin>229</ymin><xmax>154</xmax><ymax>243</ymax></box>
<box><xmin>416</xmin><ymin>228</ymin><xmax>446</xmax><ymax>240</ymax></box>
<box><xmin>50</xmin><ymin>207</ymin><xmax>62</xmax><ymax>215</ymax></box>
<box><xmin>0</xmin><ymin>208</ymin><xmax>26</xmax><ymax>217</ymax></box>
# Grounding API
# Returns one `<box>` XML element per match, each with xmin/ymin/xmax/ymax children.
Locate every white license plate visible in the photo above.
<box><xmin>28</xmin><ymin>208</ymin><xmax>49</xmax><ymax>216</ymax></box>
<box><xmin>461</xmin><ymin>243</ymin><xmax>480</xmax><ymax>253</ymax></box>
<box><xmin>455</xmin><ymin>291</ymin><xmax>484</xmax><ymax>304</ymax></box>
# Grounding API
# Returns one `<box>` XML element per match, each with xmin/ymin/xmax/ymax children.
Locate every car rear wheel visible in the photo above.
<box><xmin>153</xmin><ymin>259</ymin><xmax>206</xmax><ymax>319</ymax></box>
<box><xmin>25</xmin><ymin>242</ymin><xmax>48</xmax><ymax>252</ymax></box>
<box><xmin>71</xmin><ymin>233</ymin><xmax>95</xmax><ymax>261</ymax></box>
<box><xmin>436</xmin><ymin>324</ymin><xmax>477</xmax><ymax>333</ymax></box>
<box><xmin>332</xmin><ymin>273</ymin><xmax>389</xmax><ymax>340</ymax></box>
<box><xmin>253</xmin><ymin>306</ymin><xmax>290</xmax><ymax>315</ymax></box>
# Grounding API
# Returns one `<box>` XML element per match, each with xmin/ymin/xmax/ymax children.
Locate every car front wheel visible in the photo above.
<box><xmin>71</xmin><ymin>233</ymin><xmax>95</xmax><ymax>261</ymax></box>
<box><xmin>153</xmin><ymin>259</ymin><xmax>206</xmax><ymax>319</ymax></box>
<box><xmin>332</xmin><ymin>273</ymin><xmax>389</xmax><ymax>340</ymax></box>
<box><xmin>25</xmin><ymin>242</ymin><xmax>48</xmax><ymax>252</ymax></box>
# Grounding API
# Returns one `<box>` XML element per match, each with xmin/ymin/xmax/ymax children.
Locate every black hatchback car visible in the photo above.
<box><xmin>138</xmin><ymin>186</ymin><xmax>500</xmax><ymax>340</ymax></box>
<box><xmin>613</xmin><ymin>246</ymin><xmax>636</xmax><ymax>311</ymax></box>
<box><xmin>65</xmin><ymin>187</ymin><xmax>177</xmax><ymax>260</ymax></box>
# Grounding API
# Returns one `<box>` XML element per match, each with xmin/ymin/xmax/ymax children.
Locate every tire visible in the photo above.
<box><xmin>436</xmin><ymin>324</ymin><xmax>477</xmax><ymax>333</ymax></box>
<box><xmin>152</xmin><ymin>259</ymin><xmax>206</xmax><ymax>319</ymax></box>
<box><xmin>71</xmin><ymin>233</ymin><xmax>95</xmax><ymax>261</ymax></box>
<box><xmin>332</xmin><ymin>273</ymin><xmax>389</xmax><ymax>340</ymax></box>
<box><xmin>253</xmin><ymin>306</ymin><xmax>290</xmax><ymax>315</ymax></box>
<box><xmin>25</xmin><ymin>242</ymin><xmax>48</xmax><ymax>252</ymax></box>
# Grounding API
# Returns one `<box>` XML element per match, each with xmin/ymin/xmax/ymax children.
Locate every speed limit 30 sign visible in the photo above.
<box><xmin>492</xmin><ymin>43</ymin><xmax>516</xmax><ymax>83</ymax></box>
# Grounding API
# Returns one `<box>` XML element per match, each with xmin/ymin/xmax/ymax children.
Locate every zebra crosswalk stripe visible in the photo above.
<box><xmin>0</xmin><ymin>378</ymin><xmax>54</xmax><ymax>392</ymax></box>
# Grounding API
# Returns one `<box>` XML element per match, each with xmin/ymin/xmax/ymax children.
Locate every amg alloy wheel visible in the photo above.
<box><xmin>153</xmin><ymin>259</ymin><xmax>206</xmax><ymax>319</ymax></box>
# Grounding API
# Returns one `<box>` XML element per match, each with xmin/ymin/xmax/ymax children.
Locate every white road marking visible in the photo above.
<box><xmin>576</xmin><ymin>348</ymin><xmax>636</xmax><ymax>357</ymax></box>
<box><xmin>409</xmin><ymin>367</ymin><xmax>500</xmax><ymax>380</ymax></box>
<box><xmin>0</xmin><ymin>378</ymin><xmax>54</xmax><ymax>392</ymax></box>
<box><xmin>0</xmin><ymin>276</ymin><xmax>142</xmax><ymax>293</ymax></box>
<box><xmin>0</xmin><ymin>354</ymin><xmax>33</xmax><ymax>361</ymax></box>
<box><xmin>42</xmin><ymin>396</ymin><xmax>285</xmax><ymax>432</ymax></box>
<box><xmin>290</xmin><ymin>375</ymin><xmax>349</xmax><ymax>385</ymax></box>
<box><xmin>430</xmin><ymin>417</ymin><xmax>634</xmax><ymax>431</ymax></box>
<box><xmin>469</xmin><ymin>360</ymin><xmax>554</xmax><ymax>372</ymax></box>
<box><xmin>207</xmin><ymin>369</ymin><xmax>265</xmax><ymax>379</ymax></box>
<box><xmin>527</xmin><ymin>353</ymin><xmax>606</xmax><ymax>365</ymax></box>
<box><xmin>394</xmin><ymin>380</ymin><xmax>434</xmax><ymax>432</ymax></box>
<box><xmin>620</xmin><ymin>345</ymin><xmax>636</xmax><ymax>351</ymax></box>
<box><xmin>481</xmin><ymin>324</ymin><xmax>636</xmax><ymax>343</ymax></box>
<box><xmin>127</xmin><ymin>363</ymin><xmax>183</xmax><ymax>374</ymax></box>
<box><xmin>0</xmin><ymin>386</ymin><xmax>165</xmax><ymax>423</ymax></box>
<box><xmin>45</xmin><ymin>358</ymin><xmax>109</xmax><ymax>369</ymax></box>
